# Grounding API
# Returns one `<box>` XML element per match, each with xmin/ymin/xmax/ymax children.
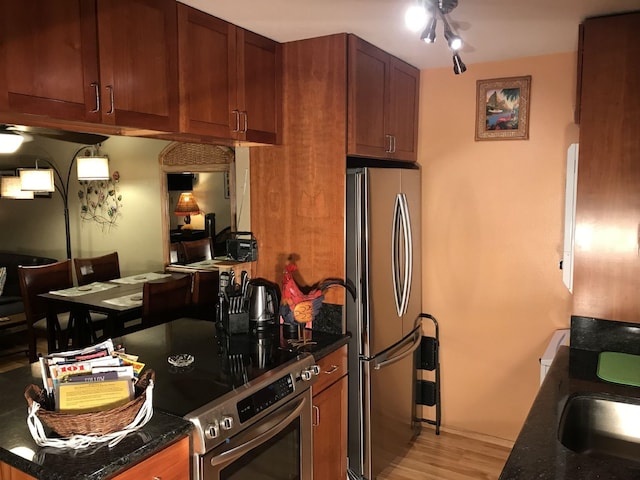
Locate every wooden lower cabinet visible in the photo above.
<box><xmin>110</xmin><ymin>436</ymin><xmax>189</xmax><ymax>480</ymax></box>
<box><xmin>0</xmin><ymin>463</ymin><xmax>36</xmax><ymax>480</ymax></box>
<box><xmin>312</xmin><ymin>345</ymin><xmax>348</xmax><ymax>480</ymax></box>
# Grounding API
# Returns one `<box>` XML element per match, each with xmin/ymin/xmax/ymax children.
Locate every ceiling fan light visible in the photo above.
<box><xmin>405</xmin><ymin>4</ymin><xmax>429</xmax><ymax>32</ymax></box>
<box><xmin>420</xmin><ymin>16</ymin><xmax>437</xmax><ymax>43</ymax></box>
<box><xmin>77</xmin><ymin>155</ymin><xmax>110</xmax><ymax>181</ymax></box>
<box><xmin>0</xmin><ymin>132</ymin><xmax>24</xmax><ymax>154</ymax></box>
<box><xmin>452</xmin><ymin>53</ymin><xmax>467</xmax><ymax>75</ymax></box>
<box><xmin>19</xmin><ymin>168</ymin><xmax>55</xmax><ymax>192</ymax></box>
<box><xmin>444</xmin><ymin>25</ymin><xmax>463</xmax><ymax>50</ymax></box>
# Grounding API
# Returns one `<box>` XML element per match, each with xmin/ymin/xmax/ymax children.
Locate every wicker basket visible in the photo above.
<box><xmin>24</xmin><ymin>369</ymin><xmax>154</xmax><ymax>437</ymax></box>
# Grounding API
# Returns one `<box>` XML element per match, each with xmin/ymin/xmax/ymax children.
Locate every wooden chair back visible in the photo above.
<box><xmin>18</xmin><ymin>260</ymin><xmax>73</xmax><ymax>362</ymax></box>
<box><xmin>192</xmin><ymin>270</ymin><xmax>220</xmax><ymax>305</ymax></box>
<box><xmin>74</xmin><ymin>252</ymin><xmax>120</xmax><ymax>285</ymax></box>
<box><xmin>142</xmin><ymin>275</ymin><xmax>192</xmax><ymax>328</ymax></box>
<box><xmin>181</xmin><ymin>238</ymin><xmax>213</xmax><ymax>263</ymax></box>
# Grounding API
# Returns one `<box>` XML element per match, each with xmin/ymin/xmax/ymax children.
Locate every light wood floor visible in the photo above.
<box><xmin>378</xmin><ymin>427</ymin><xmax>512</xmax><ymax>480</ymax></box>
<box><xmin>0</xmin><ymin>338</ymin><xmax>47</xmax><ymax>373</ymax></box>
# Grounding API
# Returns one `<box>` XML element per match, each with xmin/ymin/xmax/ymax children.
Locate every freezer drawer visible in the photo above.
<box><xmin>352</xmin><ymin>327</ymin><xmax>421</xmax><ymax>479</ymax></box>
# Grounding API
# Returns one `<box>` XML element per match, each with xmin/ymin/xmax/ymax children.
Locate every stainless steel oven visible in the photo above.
<box><xmin>187</xmin><ymin>354</ymin><xmax>319</xmax><ymax>480</ymax></box>
<box><xmin>201</xmin><ymin>388</ymin><xmax>313</xmax><ymax>479</ymax></box>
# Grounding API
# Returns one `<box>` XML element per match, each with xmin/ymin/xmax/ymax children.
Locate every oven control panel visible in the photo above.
<box><xmin>188</xmin><ymin>353</ymin><xmax>320</xmax><ymax>454</ymax></box>
<box><xmin>237</xmin><ymin>374</ymin><xmax>294</xmax><ymax>423</ymax></box>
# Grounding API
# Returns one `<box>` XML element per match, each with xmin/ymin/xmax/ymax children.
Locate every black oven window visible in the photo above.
<box><xmin>221</xmin><ymin>418</ymin><xmax>301</xmax><ymax>480</ymax></box>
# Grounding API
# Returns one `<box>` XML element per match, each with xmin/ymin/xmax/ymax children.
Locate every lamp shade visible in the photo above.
<box><xmin>1</xmin><ymin>176</ymin><xmax>34</xmax><ymax>199</ymax></box>
<box><xmin>76</xmin><ymin>155</ymin><xmax>110</xmax><ymax>181</ymax></box>
<box><xmin>174</xmin><ymin>192</ymin><xmax>200</xmax><ymax>216</ymax></box>
<box><xmin>20</xmin><ymin>168</ymin><xmax>55</xmax><ymax>192</ymax></box>
<box><xmin>0</xmin><ymin>132</ymin><xmax>24</xmax><ymax>154</ymax></box>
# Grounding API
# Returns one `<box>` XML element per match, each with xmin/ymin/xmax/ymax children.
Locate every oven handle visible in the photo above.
<box><xmin>209</xmin><ymin>394</ymin><xmax>307</xmax><ymax>468</ymax></box>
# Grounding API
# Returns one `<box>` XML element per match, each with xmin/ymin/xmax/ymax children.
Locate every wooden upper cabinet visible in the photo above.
<box><xmin>0</xmin><ymin>0</ymin><xmax>100</xmax><ymax>123</ymax></box>
<box><xmin>177</xmin><ymin>3</ymin><xmax>282</xmax><ymax>144</ymax></box>
<box><xmin>0</xmin><ymin>0</ymin><xmax>179</xmax><ymax>132</ymax></box>
<box><xmin>348</xmin><ymin>35</ymin><xmax>419</xmax><ymax>162</ymax></box>
<box><xmin>96</xmin><ymin>0</ymin><xmax>179</xmax><ymax>131</ymax></box>
<box><xmin>237</xmin><ymin>29</ymin><xmax>282</xmax><ymax>144</ymax></box>
<box><xmin>572</xmin><ymin>12</ymin><xmax>640</xmax><ymax>322</ymax></box>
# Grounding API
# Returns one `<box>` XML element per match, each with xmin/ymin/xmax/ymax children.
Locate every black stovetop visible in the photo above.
<box><xmin>116</xmin><ymin>318</ymin><xmax>338</xmax><ymax>418</ymax></box>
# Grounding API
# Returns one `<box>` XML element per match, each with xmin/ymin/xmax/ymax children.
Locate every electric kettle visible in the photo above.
<box><xmin>247</xmin><ymin>278</ymin><xmax>281</xmax><ymax>332</ymax></box>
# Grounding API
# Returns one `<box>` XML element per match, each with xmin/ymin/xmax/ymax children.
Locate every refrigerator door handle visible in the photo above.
<box><xmin>399</xmin><ymin>193</ymin><xmax>413</xmax><ymax>316</ymax></box>
<box><xmin>392</xmin><ymin>194</ymin><xmax>403</xmax><ymax>316</ymax></box>
<box><xmin>373</xmin><ymin>324</ymin><xmax>421</xmax><ymax>370</ymax></box>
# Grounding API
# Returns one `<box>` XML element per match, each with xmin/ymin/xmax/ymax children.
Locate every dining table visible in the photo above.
<box><xmin>38</xmin><ymin>271</ymin><xmax>177</xmax><ymax>352</ymax></box>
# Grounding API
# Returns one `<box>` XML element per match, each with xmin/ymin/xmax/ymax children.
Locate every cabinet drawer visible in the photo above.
<box><xmin>312</xmin><ymin>344</ymin><xmax>348</xmax><ymax>396</ymax></box>
<box><xmin>110</xmin><ymin>436</ymin><xmax>189</xmax><ymax>480</ymax></box>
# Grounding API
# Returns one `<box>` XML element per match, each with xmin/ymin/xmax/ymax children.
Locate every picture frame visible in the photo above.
<box><xmin>475</xmin><ymin>75</ymin><xmax>531</xmax><ymax>141</ymax></box>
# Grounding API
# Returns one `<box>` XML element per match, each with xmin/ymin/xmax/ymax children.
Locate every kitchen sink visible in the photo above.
<box><xmin>558</xmin><ymin>394</ymin><xmax>640</xmax><ymax>462</ymax></box>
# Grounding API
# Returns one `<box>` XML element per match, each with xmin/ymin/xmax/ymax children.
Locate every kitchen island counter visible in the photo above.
<box><xmin>0</xmin><ymin>318</ymin><xmax>349</xmax><ymax>479</ymax></box>
<box><xmin>501</xmin><ymin>317</ymin><xmax>640</xmax><ymax>479</ymax></box>
<box><xmin>0</xmin><ymin>361</ymin><xmax>192</xmax><ymax>480</ymax></box>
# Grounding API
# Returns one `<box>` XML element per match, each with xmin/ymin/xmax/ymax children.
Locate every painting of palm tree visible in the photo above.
<box><xmin>476</xmin><ymin>76</ymin><xmax>531</xmax><ymax>141</ymax></box>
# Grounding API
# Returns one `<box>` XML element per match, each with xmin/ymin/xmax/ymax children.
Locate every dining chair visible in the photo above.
<box><xmin>141</xmin><ymin>275</ymin><xmax>192</xmax><ymax>329</ymax></box>
<box><xmin>18</xmin><ymin>260</ymin><xmax>74</xmax><ymax>363</ymax></box>
<box><xmin>190</xmin><ymin>270</ymin><xmax>220</xmax><ymax>321</ymax></box>
<box><xmin>181</xmin><ymin>238</ymin><xmax>213</xmax><ymax>263</ymax></box>
<box><xmin>74</xmin><ymin>251</ymin><xmax>121</xmax><ymax>285</ymax></box>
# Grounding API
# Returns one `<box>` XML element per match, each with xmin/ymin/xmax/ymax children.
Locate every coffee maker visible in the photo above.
<box><xmin>247</xmin><ymin>278</ymin><xmax>281</xmax><ymax>333</ymax></box>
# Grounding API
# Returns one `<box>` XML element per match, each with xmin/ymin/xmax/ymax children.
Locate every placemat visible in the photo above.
<box><xmin>110</xmin><ymin>272</ymin><xmax>171</xmax><ymax>285</ymax></box>
<box><xmin>49</xmin><ymin>282</ymin><xmax>117</xmax><ymax>297</ymax></box>
<box><xmin>597</xmin><ymin>351</ymin><xmax>640</xmax><ymax>387</ymax></box>
<box><xmin>103</xmin><ymin>293</ymin><xmax>143</xmax><ymax>307</ymax></box>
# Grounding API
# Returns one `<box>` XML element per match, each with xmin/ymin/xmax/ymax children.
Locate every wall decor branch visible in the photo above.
<box><xmin>78</xmin><ymin>171</ymin><xmax>122</xmax><ymax>230</ymax></box>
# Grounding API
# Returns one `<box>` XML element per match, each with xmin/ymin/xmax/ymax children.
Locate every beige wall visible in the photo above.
<box><xmin>0</xmin><ymin>136</ymin><xmax>170</xmax><ymax>276</ymax></box>
<box><xmin>420</xmin><ymin>52</ymin><xmax>578</xmax><ymax>440</ymax></box>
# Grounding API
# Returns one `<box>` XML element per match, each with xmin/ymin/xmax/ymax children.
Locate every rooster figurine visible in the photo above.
<box><xmin>280</xmin><ymin>260</ymin><xmax>355</xmax><ymax>346</ymax></box>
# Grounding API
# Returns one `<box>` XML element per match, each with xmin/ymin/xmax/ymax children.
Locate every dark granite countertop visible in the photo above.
<box><xmin>0</xmin><ymin>362</ymin><xmax>193</xmax><ymax>480</ymax></box>
<box><xmin>500</xmin><ymin>316</ymin><xmax>640</xmax><ymax>479</ymax></box>
<box><xmin>0</xmin><ymin>318</ymin><xmax>348</xmax><ymax>479</ymax></box>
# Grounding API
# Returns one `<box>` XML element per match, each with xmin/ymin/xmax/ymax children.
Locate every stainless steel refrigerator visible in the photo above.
<box><xmin>346</xmin><ymin>163</ymin><xmax>423</xmax><ymax>479</ymax></box>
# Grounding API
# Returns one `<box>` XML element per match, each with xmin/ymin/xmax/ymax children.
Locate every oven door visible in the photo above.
<box><xmin>199</xmin><ymin>389</ymin><xmax>313</xmax><ymax>480</ymax></box>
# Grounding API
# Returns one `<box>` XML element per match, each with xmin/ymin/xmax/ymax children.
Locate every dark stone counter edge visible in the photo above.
<box><xmin>499</xmin><ymin>344</ymin><xmax>640</xmax><ymax>479</ymax></box>
<box><xmin>0</xmin><ymin>332</ymin><xmax>348</xmax><ymax>480</ymax></box>
<box><xmin>0</xmin><ymin>411</ymin><xmax>193</xmax><ymax>480</ymax></box>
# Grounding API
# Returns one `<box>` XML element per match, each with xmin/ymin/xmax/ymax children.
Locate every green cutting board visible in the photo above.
<box><xmin>597</xmin><ymin>351</ymin><xmax>640</xmax><ymax>387</ymax></box>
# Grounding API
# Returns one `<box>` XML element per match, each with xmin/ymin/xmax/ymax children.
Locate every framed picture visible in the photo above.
<box><xmin>475</xmin><ymin>75</ymin><xmax>531</xmax><ymax>141</ymax></box>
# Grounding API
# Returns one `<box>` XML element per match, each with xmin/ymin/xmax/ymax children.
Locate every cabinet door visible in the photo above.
<box><xmin>96</xmin><ymin>0</ymin><xmax>179</xmax><ymax>131</ymax></box>
<box><xmin>313</xmin><ymin>375</ymin><xmax>347</xmax><ymax>480</ymax></box>
<box><xmin>348</xmin><ymin>35</ymin><xmax>389</xmax><ymax>158</ymax></box>
<box><xmin>0</xmin><ymin>462</ymin><xmax>36</xmax><ymax>480</ymax></box>
<box><xmin>0</xmin><ymin>0</ymin><xmax>100</xmax><ymax>123</ymax></box>
<box><xmin>237</xmin><ymin>29</ymin><xmax>282</xmax><ymax>144</ymax></box>
<box><xmin>112</xmin><ymin>436</ymin><xmax>190</xmax><ymax>480</ymax></box>
<box><xmin>388</xmin><ymin>58</ymin><xmax>419</xmax><ymax>162</ymax></box>
<box><xmin>177</xmin><ymin>3</ymin><xmax>237</xmax><ymax>138</ymax></box>
<box><xmin>573</xmin><ymin>13</ymin><xmax>640</xmax><ymax>322</ymax></box>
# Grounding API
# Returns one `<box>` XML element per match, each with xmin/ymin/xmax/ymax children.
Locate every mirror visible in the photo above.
<box><xmin>160</xmin><ymin>143</ymin><xmax>238</xmax><ymax>265</ymax></box>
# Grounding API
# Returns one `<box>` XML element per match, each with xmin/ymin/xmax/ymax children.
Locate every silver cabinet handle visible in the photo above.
<box><xmin>385</xmin><ymin>134</ymin><xmax>394</xmax><ymax>153</ymax></box>
<box><xmin>105</xmin><ymin>85</ymin><xmax>114</xmax><ymax>115</ymax></box>
<box><xmin>241</xmin><ymin>111</ymin><xmax>248</xmax><ymax>133</ymax></box>
<box><xmin>391</xmin><ymin>135</ymin><xmax>397</xmax><ymax>153</ymax></box>
<box><xmin>232</xmin><ymin>110</ymin><xmax>240</xmax><ymax>132</ymax></box>
<box><xmin>324</xmin><ymin>365</ymin><xmax>339</xmax><ymax>375</ymax></box>
<box><xmin>312</xmin><ymin>405</ymin><xmax>320</xmax><ymax>426</ymax></box>
<box><xmin>90</xmin><ymin>82</ymin><xmax>100</xmax><ymax>113</ymax></box>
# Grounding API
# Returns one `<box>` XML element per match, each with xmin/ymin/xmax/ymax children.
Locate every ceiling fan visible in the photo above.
<box><xmin>405</xmin><ymin>0</ymin><xmax>468</xmax><ymax>74</ymax></box>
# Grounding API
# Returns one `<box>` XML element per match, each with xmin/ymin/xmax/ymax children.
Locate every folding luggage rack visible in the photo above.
<box><xmin>416</xmin><ymin>313</ymin><xmax>441</xmax><ymax>434</ymax></box>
